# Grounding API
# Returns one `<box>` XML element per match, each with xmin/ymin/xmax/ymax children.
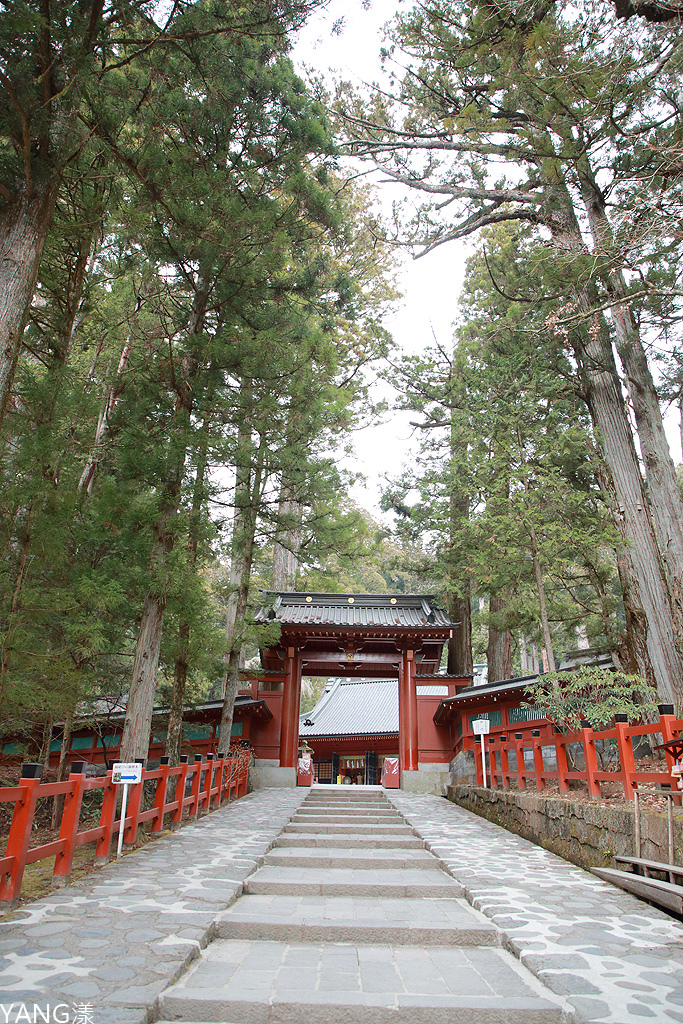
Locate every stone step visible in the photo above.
<box><xmin>284</xmin><ymin>822</ymin><xmax>414</xmax><ymax>835</ymax></box>
<box><xmin>215</xmin><ymin>894</ymin><xmax>501</xmax><ymax>947</ymax></box>
<box><xmin>291</xmin><ymin>813</ymin><xmax>405</xmax><ymax>824</ymax></box>
<box><xmin>264</xmin><ymin>848</ymin><xmax>441</xmax><ymax>870</ymax></box>
<box><xmin>158</xmin><ymin>940</ymin><xmax>568</xmax><ymax>1024</ymax></box>
<box><xmin>301</xmin><ymin>803</ymin><xmax>392</xmax><ymax>811</ymax></box>
<box><xmin>302</xmin><ymin>797</ymin><xmax>391</xmax><ymax>805</ymax></box>
<box><xmin>301</xmin><ymin>794</ymin><xmax>393</xmax><ymax>802</ymax></box>
<box><xmin>244</xmin><ymin>865</ymin><xmax>463</xmax><ymax>898</ymax></box>
<box><xmin>296</xmin><ymin>806</ymin><xmax>400</xmax><ymax>815</ymax></box>
<box><xmin>274</xmin><ymin>834</ymin><xmax>424</xmax><ymax>849</ymax></box>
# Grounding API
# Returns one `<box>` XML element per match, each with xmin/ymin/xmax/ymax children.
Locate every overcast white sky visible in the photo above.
<box><xmin>292</xmin><ymin>0</ymin><xmax>471</xmax><ymax>520</ymax></box>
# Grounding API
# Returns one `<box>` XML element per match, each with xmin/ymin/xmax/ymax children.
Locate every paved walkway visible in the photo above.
<box><xmin>0</xmin><ymin>788</ymin><xmax>307</xmax><ymax>1024</ymax></box>
<box><xmin>0</xmin><ymin>787</ymin><xmax>681</xmax><ymax>1024</ymax></box>
<box><xmin>158</xmin><ymin>787</ymin><xmax>569</xmax><ymax>1023</ymax></box>
<box><xmin>390</xmin><ymin>791</ymin><xmax>683</xmax><ymax>1024</ymax></box>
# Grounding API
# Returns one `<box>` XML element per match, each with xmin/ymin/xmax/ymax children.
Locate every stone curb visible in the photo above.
<box><xmin>387</xmin><ymin>791</ymin><xmax>683</xmax><ymax>1024</ymax></box>
<box><xmin>0</xmin><ymin>788</ymin><xmax>308</xmax><ymax>1024</ymax></box>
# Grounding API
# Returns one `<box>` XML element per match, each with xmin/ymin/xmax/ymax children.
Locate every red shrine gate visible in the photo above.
<box><xmin>242</xmin><ymin>593</ymin><xmax>470</xmax><ymax>792</ymax></box>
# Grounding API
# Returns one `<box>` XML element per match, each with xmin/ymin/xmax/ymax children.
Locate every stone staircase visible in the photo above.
<box><xmin>158</xmin><ymin>787</ymin><xmax>570</xmax><ymax>1023</ymax></box>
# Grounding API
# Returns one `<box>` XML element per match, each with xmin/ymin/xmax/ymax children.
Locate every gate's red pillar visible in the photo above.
<box><xmin>279</xmin><ymin>648</ymin><xmax>302</xmax><ymax>768</ymax></box>
<box><xmin>398</xmin><ymin>649</ymin><xmax>418</xmax><ymax>772</ymax></box>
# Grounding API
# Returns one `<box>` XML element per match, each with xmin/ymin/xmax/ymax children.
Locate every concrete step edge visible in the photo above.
<box><xmin>213</xmin><ymin>918</ymin><xmax>501</xmax><ymax>946</ymax></box>
<box><xmin>263</xmin><ymin>855</ymin><xmax>442</xmax><ymax>870</ymax></box>
<box><xmin>243</xmin><ymin>882</ymin><xmax>464</xmax><ymax>897</ymax></box>
<box><xmin>159</xmin><ymin>993</ymin><xmax>567</xmax><ymax>1024</ymax></box>
<box><xmin>273</xmin><ymin>838</ymin><xmax>424</xmax><ymax>848</ymax></box>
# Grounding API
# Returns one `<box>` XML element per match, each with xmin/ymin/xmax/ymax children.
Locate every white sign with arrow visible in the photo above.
<box><xmin>112</xmin><ymin>762</ymin><xmax>143</xmax><ymax>858</ymax></box>
<box><xmin>471</xmin><ymin>719</ymin><xmax>490</xmax><ymax>788</ymax></box>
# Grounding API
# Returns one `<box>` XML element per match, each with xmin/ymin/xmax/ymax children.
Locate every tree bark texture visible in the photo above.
<box><xmin>529</xmin><ymin>519</ymin><xmax>556</xmax><ymax>673</ymax></box>
<box><xmin>78</xmin><ymin>337</ymin><xmax>132</xmax><ymax>494</ymax></box>
<box><xmin>486</xmin><ymin>594</ymin><xmax>512</xmax><ymax>682</ymax></box>
<box><xmin>51</xmin><ymin>708</ymin><xmax>73</xmax><ymax>828</ymax></box>
<box><xmin>547</xmin><ymin>191</ymin><xmax>683</xmax><ymax>708</ymax></box>
<box><xmin>446</xmin><ymin>398</ymin><xmax>473</xmax><ymax>676</ymax></box>
<box><xmin>120</xmin><ymin>279</ymin><xmax>208</xmax><ymax>763</ymax></box>
<box><xmin>578</xmin><ymin>162</ymin><xmax>683</xmax><ymax>631</ymax></box>
<box><xmin>120</xmin><ymin>590</ymin><xmax>166</xmax><ymax>762</ymax></box>
<box><xmin>166</xmin><ymin>421</ymin><xmax>210</xmax><ymax>765</ymax></box>
<box><xmin>0</xmin><ymin>185</ymin><xmax>57</xmax><ymax>428</ymax></box>
<box><xmin>272</xmin><ymin>492</ymin><xmax>302</xmax><ymax>591</ymax></box>
<box><xmin>218</xmin><ymin>388</ymin><xmax>264</xmax><ymax>753</ymax></box>
<box><xmin>447</xmin><ymin>591</ymin><xmax>473</xmax><ymax>675</ymax></box>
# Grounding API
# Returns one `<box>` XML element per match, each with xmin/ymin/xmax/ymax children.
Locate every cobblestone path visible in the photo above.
<box><xmin>389</xmin><ymin>791</ymin><xmax>683</xmax><ymax>1024</ymax></box>
<box><xmin>1</xmin><ymin>786</ymin><xmax>682</xmax><ymax>1024</ymax></box>
<box><xmin>0</xmin><ymin>788</ymin><xmax>307</xmax><ymax>1024</ymax></box>
<box><xmin>158</xmin><ymin>787</ymin><xmax>570</xmax><ymax>1023</ymax></box>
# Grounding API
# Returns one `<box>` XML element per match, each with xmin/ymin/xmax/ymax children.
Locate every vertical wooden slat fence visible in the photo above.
<box><xmin>0</xmin><ymin>748</ymin><xmax>250</xmax><ymax>906</ymax></box>
<box><xmin>470</xmin><ymin>709</ymin><xmax>683</xmax><ymax>803</ymax></box>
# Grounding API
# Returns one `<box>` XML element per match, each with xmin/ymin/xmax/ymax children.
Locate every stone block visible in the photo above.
<box><xmin>250</xmin><ymin>760</ymin><xmax>296</xmax><ymax>789</ymax></box>
<box><xmin>401</xmin><ymin>764</ymin><xmax>451</xmax><ymax>796</ymax></box>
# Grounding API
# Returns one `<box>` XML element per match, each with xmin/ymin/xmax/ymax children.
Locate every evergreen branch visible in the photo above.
<box><xmin>0</xmin><ymin>68</ymin><xmax>32</xmax><ymax>189</ymax></box>
<box><xmin>378</xmin><ymin>168</ymin><xmax>545</xmax><ymax>206</ymax></box>
<box><xmin>483</xmin><ymin>247</ymin><xmax>566</xmax><ymax>304</ymax></box>
<box><xmin>415</xmin><ymin>209</ymin><xmax>545</xmax><ymax>257</ymax></box>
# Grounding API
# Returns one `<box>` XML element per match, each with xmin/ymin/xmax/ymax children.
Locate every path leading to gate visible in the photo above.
<box><xmin>159</xmin><ymin>786</ymin><xmax>567</xmax><ymax>1023</ymax></box>
<box><xmin>0</xmin><ymin>788</ymin><xmax>681</xmax><ymax>1024</ymax></box>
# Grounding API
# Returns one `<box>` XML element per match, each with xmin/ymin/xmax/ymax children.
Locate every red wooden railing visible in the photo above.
<box><xmin>0</xmin><ymin>748</ymin><xmax>249</xmax><ymax>905</ymax></box>
<box><xmin>470</xmin><ymin>710</ymin><xmax>683</xmax><ymax>803</ymax></box>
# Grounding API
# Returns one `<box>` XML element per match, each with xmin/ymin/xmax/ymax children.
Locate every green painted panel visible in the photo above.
<box><xmin>231</xmin><ymin>722</ymin><xmax>243</xmax><ymax>737</ymax></box>
<box><xmin>508</xmin><ymin>706</ymin><xmax>546</xmax><ymax>724</ymax></box>
<box><xmin>49</xmin><ymin>739</ymin><xmax>61</xmax><ymax>752</ymax></box>
<box><xmin>468</xmin><ymin>710</ymin><xmax>501</xmax><ymax>731</ymax></box>
<box><xmin>71</xmin><ymin>736</ymin><xmax>94</xmax><ymax>749</ymax></box>
<box><xmin>184</xmin><ymin>725</ymin><xmax>211</xmax><ymax>741</ymax></box>
<box><xmin>2</xmin><ymin>742</ymin><xmax>21</xmax><ymax>754</ymax></box>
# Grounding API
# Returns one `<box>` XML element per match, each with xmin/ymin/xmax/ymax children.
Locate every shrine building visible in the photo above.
<box><xmin>240</xmin><ymin>592</ymin><xmax>470</xmax><ymax>793</ymax></box>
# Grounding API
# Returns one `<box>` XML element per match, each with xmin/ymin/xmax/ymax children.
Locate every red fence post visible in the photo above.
<box><xmin>53</xmin><ymin>762</ymin><xmax>88</xmax><ymax>886</ymax></box>
<box><xmin>514</xmin><ymin>733</ymin><xmax>526</xmax><ymax>790</ymax></box>
<box><xmin>499</xmin><ymin>735</ymin><xmax>510</xmax><ymax>790</ymax></box>
<box><xmin>123</xmin><ymin>759</ymin><xmax>146</xmax><ymax>845</ymax></box>
<box><xmin>152</xmin><ymin>757</ymin><xmax>171</xmax><ymax>833</ymax></box>
<box><xmin>190</xmin><ymin>755</ymin><xmax>203</xmax><ymax>816</ymax></box>
<box><xmin>580</xmin><ymin>721</ymin><xmax>601</xmax><ymax>799</ymax></box>
<box><xmin>171</xmin><ymin>756</ymin><xmax>189</xmax><ymax>826</ymax></box>
<box><xmin>202</xmin><ymin>754</ymin><xmax>214</xmax><ymax>813</ymax></box>
<box><xmin>554</xmin><ymin>731</ymin><xmax>571</xmax><ymax>794</ymax></box>
<box><xmin>0</xmin><ymin>763</ymin><xmax>43</xmax><ymax>904</ymax></box>
<box><xmin>486</xmin><ymin>738</ymin><xmax>495</xmax><ymax>787</ymax></box>
<box><xmin>95</xmin><ymin>769</ymin><xmax>117</xmax><ymax>865</ymax></box>
<box><xmin>214</xmin><ymin>752</ymin><xmax>225</xmax><ymax>808</ymax></box>
<box><xmin>658</xmin><ymin>705</ymin><xmax>680</xmax><ymax>747</ymax></box>
<box><xmin>614</xmin><ymin>715</ymin><xmax>636</xmax><ymax>799</ymax></box>
<box><xmin>658</xmin><ymin>705</ymin><xmax>683</xmax><ymax>806</ymax></box>
<box><xmin>226</xmin><ymin>754</ymin><xmax>236</xmax><ymax>799</ymax></box>
<box><xmin>531</xmin><ymin>729</ymin><xmax>545</xmax><ymax>791</ymax></box>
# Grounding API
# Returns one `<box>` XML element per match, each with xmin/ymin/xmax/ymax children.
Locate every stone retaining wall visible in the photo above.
<box><xmin>448</xmin><ymin>784</ymin><xmax>683</xmax><ymax>870</ymax></box>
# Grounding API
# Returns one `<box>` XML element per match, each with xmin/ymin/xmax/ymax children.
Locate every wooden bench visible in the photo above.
<box><xmin>592</xmin><ymin>866</ymin><xmax>683</xmax><ymax>916</ymax></box>
<box><xmin>614</xmin><ymin>856</ymin><xmax>683</xmax><ymax>885</ymax></box>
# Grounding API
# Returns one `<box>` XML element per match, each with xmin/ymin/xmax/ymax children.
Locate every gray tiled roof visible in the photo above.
<box><xmin>256</xmin><ymin>592</ymin><xmax>452</xmax><ymax>629</ymax></box>
<box><xmin>299</xmin><ymin>678</ymin><xmax>449</xmax><ymax>738</ymax></box>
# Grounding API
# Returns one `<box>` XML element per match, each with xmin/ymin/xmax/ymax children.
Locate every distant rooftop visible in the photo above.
<box><xmin>299</xmin><ymin>677</ymin><xmax>449</xmax><ymax>738</ymax></box>
<box><xmin>256</xmin><ymin>592</ymin><xmax>453</xmax><ymax>630</ymax></box>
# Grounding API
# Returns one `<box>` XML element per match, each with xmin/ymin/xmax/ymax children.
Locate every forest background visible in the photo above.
<box><xmin>1</xmin><ymin>0</ymin><xmax>683</xmax><ymax>772</ymax></box>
